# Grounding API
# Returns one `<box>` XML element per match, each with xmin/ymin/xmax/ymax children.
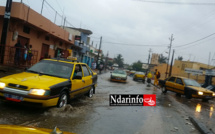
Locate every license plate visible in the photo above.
<box><xmin>4</xmin><ymin>94</ymin><xmax>23</xmax><ymax>102</ymax></box>
<box><xmin>116</xmin><ymin>78</ymin><xmax>121</xmax><ymax>80</ymax></box>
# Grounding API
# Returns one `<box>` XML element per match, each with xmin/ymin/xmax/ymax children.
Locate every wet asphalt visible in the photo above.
<box><xmin>1</xmin><ymin>72</ymin><xmax>214</xmax><ymax>134</ymax></box>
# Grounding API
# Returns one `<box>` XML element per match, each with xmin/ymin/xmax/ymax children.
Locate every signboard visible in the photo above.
<box><xmin>75</xmin><ymin>35</ymin><xmax>81</xmax><ymax>41</ymax></box>
<box><xmin>205</xmin><ymin>70</ymin><xmax>215</xmax><ymax>76</ymax></box>
<box><xmin>142</xmin><ymin>64</ymin><xmax>149</xmax><ymax>69</ymax></box>
<box><xmin>185</xmin><ymin>68</ymin><xmax>203</xmax><ymax>75</ymax></box>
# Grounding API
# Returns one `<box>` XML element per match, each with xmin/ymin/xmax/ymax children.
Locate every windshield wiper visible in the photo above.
<box><xmin>27</xmin><ymin>70</ymin><xmax>39</xmax><ymax>74</ymax></box>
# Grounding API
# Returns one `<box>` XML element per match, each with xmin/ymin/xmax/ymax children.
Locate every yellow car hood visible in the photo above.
<box><xmin>188</xmin><ymin>86</ymin><xmax>214</xmax><ymax>93</ymax></box>
<box><xmin>0</xmin><ymin>72</ymin><xmax>69</xmax><ymax>90</ymax></box>
<box><xmin>0</xmin><ymin>125</ymin><xmax>75</xmax><ymax>134</ymax></box>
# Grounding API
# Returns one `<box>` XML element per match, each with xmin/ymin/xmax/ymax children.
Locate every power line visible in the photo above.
<box><xmin>134</xmin><ymin>0</ymin><xmax>215</xmax><ymax>5</ymax></box>
<box><xmin>103</xmin><ymin>41</ymin><xmax>168</xmax><ymax>47</ymax></box>
<box><xmin>173</xmin><ymin>32</ymin><xmax>215</xmax><ymax>48</ymax></box>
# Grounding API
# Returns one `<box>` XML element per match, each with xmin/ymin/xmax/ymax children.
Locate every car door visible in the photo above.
<box><xmin>70</xmin><ymin>64</ymin><xmax>84</xmax><ymax>98</ymax></box>
<box><xmin>165</xmin><ymin>77</ymin><xmax>176</xmax><ymax>92</ymax></box>
<box><xmin>175</xmin><ymin>78</ymin><xmax>185</xmax><ymax>94</ymax></box>
<box><xmin>81</xmin><ymin>64</ymin><xmax>92</xmax><ymax>93</ymax></box>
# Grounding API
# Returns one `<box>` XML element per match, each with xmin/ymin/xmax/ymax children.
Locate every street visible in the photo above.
<box><xmin>1</xmin><ymin>72</ymin><xmax>215</xmax><ymax>134</ymax></box>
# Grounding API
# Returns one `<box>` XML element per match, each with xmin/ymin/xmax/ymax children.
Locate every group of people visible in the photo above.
<box><xmin>14</xmin><ymin>40</ymin><xmax>33</xmax><ymax>66</ymax></box>
<box><xmin>145</xmin><ymin>69</ymin><xmax>160</xmax><ymax>87</ymax></box>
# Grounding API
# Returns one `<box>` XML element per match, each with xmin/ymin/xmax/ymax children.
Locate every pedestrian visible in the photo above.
<box><xmin>99</xmin><ymin>63</ymin><xmax>103</xmax><ymax>74</ymax></box>
<box><xmin>154</xmin><ymin>69</ymin><xmax>160</xmax><ymax>86</ymax></box>
<box><xmin>14</xmin><ymin>40</ymin><xmax>22</xmax><ymax>66</ymax></box>
<box><xmin>147</xmin><ymin>72</ymin><xmax>152</xmax><ymax>87</ymax></box>
<box><xmin>24</xmin><ymin>43</ymin><xmax>28</xmax><ymax>60</ymax></box>
<box><xmin>27</xmin><ymin>45</ymin><xmax>33</xmax><ymax>66</ymax></box>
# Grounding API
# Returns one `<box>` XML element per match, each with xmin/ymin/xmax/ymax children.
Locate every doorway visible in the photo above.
<box><xmin>41</xmin><ymin>44</ymin><xmax>49</xmax><ymax>59</ymax></box>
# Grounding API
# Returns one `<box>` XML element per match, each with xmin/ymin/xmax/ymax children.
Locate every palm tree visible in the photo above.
<box><xmin>114</xmin><ymin>54</ymin><xmax>124</xmax><ymax>68</ymax></box>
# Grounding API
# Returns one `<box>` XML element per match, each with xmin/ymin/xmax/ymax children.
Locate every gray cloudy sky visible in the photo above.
<box><xmin>1</xmin><ymin>0</ymin><xmax>215</xmax><ymax>65</ymax></box>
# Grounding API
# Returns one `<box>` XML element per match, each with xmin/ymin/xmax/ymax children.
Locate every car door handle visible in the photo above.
<box><xmin>82</xmin><ymin>80</ymin><xmax>85</xmax><ymax>83</ymax></box>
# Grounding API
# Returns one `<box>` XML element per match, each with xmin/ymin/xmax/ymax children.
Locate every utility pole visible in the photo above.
<box><xmin>165</xmin><ymin>34</ymin><xmax>174</xmax><ymax>78</ymax></box>
<box><xmin>0</xmin><ymin>0</ymin><xmax>13</xmax><ymax>64</ymax></box>
<box><xmin>208</xmin><ymin>52</ymin><xmax>211</xmax><ymax>69</ymax></box>
<box><xmin>105</xmin><ymin>51</ymin><xmax>109</xmax><ymax>71</ymax></box>
<box><xmin>146</xmin><ymin>48</ymin><xmax>152</xmax><ymax>74</ymax></box>
<box><xmin>169</xmin><ymin>49</ymin><xmax>175</xmax><ymax>77</ymax></box>
<box><xmin>96</xmin><ymin>36</ymin><xmax>102</xmax><ymax>69</ymax></box>
<box><xmin>63</xmin><ymin>17</ymin><xmax>66</xmax><ymax>29</ymax></box>
<box><xmin>41</xmin><ymin>0</ymin><xmax>45</xmax><ymax>15</ymax></box>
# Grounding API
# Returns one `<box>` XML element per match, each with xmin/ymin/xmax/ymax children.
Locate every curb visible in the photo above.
<box><xmin>189</xmin><ymin>116</ymin><xmax>214</xmax><ymax>134</ymax></box>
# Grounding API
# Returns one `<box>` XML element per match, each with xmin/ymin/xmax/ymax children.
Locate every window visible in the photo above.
<box><xmin>168</xmin><ymin>77</ymin><xmax>176</xmax><ymax>82</ymax></box>
<box><xmin>82</xmin><ymin>65</ymin><xmax>90</xmax><ymax>76</ymax></box>
<box><xmin>23</xmin><ymin>26</ymin><xmax>30</xmax><ymax>34</ymax></box>
<box><xmin>73</xmin><ymin>64</ymin><xmax>82</xmax><ymax>77</ymax></box>
<box><xmin>176</xmin><ymin>78</ymin><xmax>183</xmax><ymax>85</ymax></box>
<box><xmin>45</xmin><ymin>36</ymin><xmax>50</xmax><ymax>41</ymax></box>
<box><xmin>87</xmin><ymin>66</ymin><xmax>93</xmax><ymax>75</ymax></box>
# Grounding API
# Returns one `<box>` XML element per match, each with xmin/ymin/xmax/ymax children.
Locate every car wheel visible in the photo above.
<box><xmin>161</xmin><ymin>86</ymin><xmax>167</xmax><ymax>93</ymax></box>
<box><xmin>176</xmin><ymin>93</ymin><xmax>181</xmax><ymax>97</ymax></box>
<box><xmin>88</xmin><ymin>87</ymin><xmax>94</xmax><ymax>98</ymax></box>
<box><xmin>57</xmin><ymin>92</ymin><xmax>68</xmax><ymax>108</ymax></box>
<box><xmin>185</xmin><ymin>90</ymin><xmax>192</xmax><ymax>99</ymax></box>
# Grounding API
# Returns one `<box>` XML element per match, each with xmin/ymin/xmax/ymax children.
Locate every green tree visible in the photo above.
<box><xmin>108</xmin><ymin>60</ymin><xmax>113</xmax><ymax>66</ymax></box>
<box><xmin>177</xmin><ymin>56</ymin><xmax>183</xmax><ymax>61</ymax></box>
<box><xmin>114</xmin><ymin>54</ymin><xmax>124</xmax><ymax>68</ymax></box>
<box><xmin>132</xmin><ymin>60</ymin><xmax>143</xmax><ymax>71</ymax></box>
<box><xmin>158</xmin><ymin>54</ymin><xmax>167</xmax><ymax>64</ymax></box>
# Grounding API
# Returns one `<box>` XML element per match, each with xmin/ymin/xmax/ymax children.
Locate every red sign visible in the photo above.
<box><xmin>143</xmin><ymin>94</ymin><xmax>156</xmax><ymax>106</ymax></box>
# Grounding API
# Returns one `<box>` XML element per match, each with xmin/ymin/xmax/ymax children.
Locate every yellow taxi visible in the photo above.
<box><xmin>160</xmin><ymin>76</ymin><xmax>215</xmax><ymax>100</ymax></box>
<box><xmin>0</xmin><ymin>125</ymin><xmax>75</xmax><ymax>134</ymax></box>
<box><xmin>0</xmin><ymin>58</ymin><xmax>97</xmax><ymax>108</ymax></box>
<box><xmin>133</xmin><ymin>72</ymin><xmax>145</xmax><ymax>81</ymax></box>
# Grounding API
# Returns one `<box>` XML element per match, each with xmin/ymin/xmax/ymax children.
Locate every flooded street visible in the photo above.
<box><xmin>1</xmin><ymin>72</ymin><xmax>213</xmax><ymax>134</ymax></box>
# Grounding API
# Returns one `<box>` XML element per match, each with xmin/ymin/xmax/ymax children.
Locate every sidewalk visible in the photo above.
<box><xmin>0</xmin><ymin>65</ymin><xmax>24</xmax><ymax>78</ymax></box>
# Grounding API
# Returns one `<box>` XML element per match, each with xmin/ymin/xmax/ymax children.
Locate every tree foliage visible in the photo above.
<box><xmin>158</xmin><ymin>54</ymin><xmax>167</xmax><ymax>64</ymax></box>
<box><xmin>177</xmin><ymin>56</ymin><xmax>183</xmax><ymax>61</ymax></box>
<box><xmin>114</xmin><ymin>54</ymin><xmax>124</xmax><ymax>68</ymax></box>
<box><xmin>132</xmin><ymin>60</ymin><xmax>143</xmax><ymax>71</ymax></box>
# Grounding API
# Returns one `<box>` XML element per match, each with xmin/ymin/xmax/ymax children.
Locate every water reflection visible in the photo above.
<box><xmin>195</xmin><ymin>103</ymin><xmax>201</xmax><ymax>113</ymax></box>
<box><xmin>210</xmin><ymin>106</ymin><xmax>214</xmax><ymax>118</ymax></box>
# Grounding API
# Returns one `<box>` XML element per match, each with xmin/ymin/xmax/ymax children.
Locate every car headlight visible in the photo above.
<box><xmin>213</xmin><ymin>93</ymin><xmax>215</xmax><ymax>96</ymax></box>
<box><xmin>0</xmin><ymin>82</ymin><xmax>6</xmax><ymax>89</ymax></box>
<box><xmin>29</xmin><ymin>89</ymin><xmax>46</xmax><ymax>96</ymax></box>
<box><xmin>198</xmin><ymin>91</ymin><xmax>203</xmax><ymax>95</ymax></box>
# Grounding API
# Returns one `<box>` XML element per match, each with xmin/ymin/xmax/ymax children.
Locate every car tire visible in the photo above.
<box><xmin>57</xmin><ymin>91</ymin><xmax>68</xmax><ymax>108</ymax></box>
<box><xmin>88</xmin><ymin>87</ymin><xmax>94</xmax><ymax>98</ymax></box>
<box><xmin>185</xmin><ymin>90</ymin><xmax>192</xmax><ymax>99</ymax></box>
<box><xmin>176</xmin><ymin>93</ymin><xmax>181</xmax><ymax>97</ymax></box>
<box><xmin>161</xmin><ymin>86</ymin><xmax>167</xmax><ymax>93</ymax></box>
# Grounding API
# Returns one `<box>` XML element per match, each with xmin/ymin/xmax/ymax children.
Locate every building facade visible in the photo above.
<box><xmin>0</xmin><ymin>2</ymin><xmax>76</xmax><ymax>67</ymax></box>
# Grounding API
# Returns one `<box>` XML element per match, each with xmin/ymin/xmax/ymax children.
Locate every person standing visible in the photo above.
<box><xmin>14</xmin><ymin>40</ymin><xmax>22</xmax><ymax>66</ymax></box>
<box><xmin>154</xmin><ymin>69</ymin><xmax>159</xmax><ymax>86</ymax></box>
<box><xmin>27</xmin><ymin>45</ymin><xmax>33</xmax><ymax>66</ymax></box>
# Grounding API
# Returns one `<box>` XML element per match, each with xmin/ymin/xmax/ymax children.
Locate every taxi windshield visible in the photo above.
<box><xmin>27</xmin><ymin>60</ymin><xmax>74</xmax><ymax>79</ymax></box>
<box><xmin>184</xmin><ymin>79</ymin><xmax>201</xmax><ymax>87</ymax></box>
<box><xmin>113</xmin><ymin>70</ymin><xmax>126</xmax><ymax>75</ymax></box>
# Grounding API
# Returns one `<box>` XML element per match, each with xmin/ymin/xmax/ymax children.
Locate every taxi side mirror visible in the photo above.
<box><xmin>73</xmin><ymin>75</ymin><xmax>82</xmax><ymax>80</ymax></box>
